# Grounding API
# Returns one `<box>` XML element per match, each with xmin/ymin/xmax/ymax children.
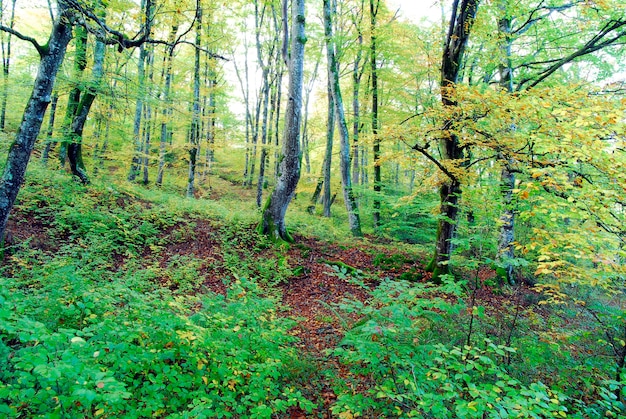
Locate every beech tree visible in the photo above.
<box><xmin>421</xmin><ymin>0</ymin><xmax>480</xmax><ymax>280</ymax></box>
<box><xmin>259</xmin><ymin>0</ymin><xmax>306</xmax><ymax>242</ymax></box>
<box><xmin>323</xmin><ymin>0</ymin><xmax>362</xmax><ymax>236</ymax></box>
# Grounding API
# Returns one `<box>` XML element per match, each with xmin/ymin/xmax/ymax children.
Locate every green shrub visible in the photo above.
<box><xmin>331</xmin><ymin>279</ymin><xmax>572</xmax><ymax>418</ymax></box>
<box><xmin>0</xmin><ymin>261</ymin><xmax>314</xmax><ymax>418</ymax></box>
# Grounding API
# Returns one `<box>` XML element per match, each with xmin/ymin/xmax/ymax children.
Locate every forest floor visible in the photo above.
<box><xmin>6</xmin><ymin>199</ymin><xmax>515</xmax><ymax>418</ymax></box>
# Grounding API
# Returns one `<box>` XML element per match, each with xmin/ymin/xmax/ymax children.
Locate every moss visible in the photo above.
<box><xmin>398</xmin><ymin>269</ymin><xmax>423</xmax><ymax>282</ymax></box>
<box><xmin>425</xmin><ymin>256</ymin><xmax>436</xmax><ymax>272</ymax></box>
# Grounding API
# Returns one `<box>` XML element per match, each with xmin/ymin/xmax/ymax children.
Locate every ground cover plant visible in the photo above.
<box><xmin>0</xmin><ymin>1</ymin><xmax>624</xmax><ymax>416</ymax></box>
<box><xmin>0</xmin><ymin>166</ymin><xmax>623</xmax><ymax>418</ymax></box>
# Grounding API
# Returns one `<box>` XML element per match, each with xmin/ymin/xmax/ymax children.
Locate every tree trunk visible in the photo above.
<box><xmin>259</xmin><ymin>0</ymin><xmax>305</xmax><ymax>242</ymax></box>
<box><xmin>302</xmin><ymin>48</ymin><xmax>320</xmax><ymax>175</ymax></box>
<box><xmin>187</xmin><ymin>4</ymin><xmax>202</xmax><ymax>198</ymax></box>
<box><xmin>352</xmin><ymin>30</ymin><xmax>363</xmax><ymax>186</ymax></box>
<box><xmin>496</xmin><ymin>12</ymin><xmax>516</xmax><ymax>283</ymax></box>
<box><xmin>323</xmin><ymin>0</ymin><xmax>362</xmax><ymax>236</ymax></box>
<box><xmin>156</xmin><ymin>24</ymin><xmax>178</xmax><ymax>188</ymax></box>
<box><xmin>128</xmin><ymin>0</ymin><xmax>151</xmax><ymax>181</ymax></box>
<box><xmin>59</xmin><ymin>24</ymin><xmax>88</xmax><ymax>168</ymax></box>
<box><xmin>427</xmin><ymin>0</ymin><xmax>480</xmax><ymax>281</ymax></box>
<box><xmin>204</xmin><ymin>51</ymin><xmax>217</xmax><ymax>178</ymax></box>
<box><xmin>350</xmin><ymin>0</ymin><xmax>365</xmax><ymax>187</ymax></box>
<box><xmin>322</xmin><ymin>78</ymin><xmax>334</xmax><ymax>218</ymax></box>
<box><xmin>41</xmin><ymin>92</ymin><xmax>58</xmax><ymax>164</ymax></box>
<box><xmin>0</xmin><ymin>2</ymin><xmax>73</xmax><ymax>241</ymax></box>
<box><xmin>67</xmin><ymin>31</ymin><xmax>106</xmax><ymax>185</ymax></box>
<box><xmin>370</xmin><ymin>0</ymin><xmax>381</xmax><ymax>228</ymax></box>
<box><xmin>142</xmin><ymin>47</ymin><xmax>155</xmax><ymax>185</ymax></box>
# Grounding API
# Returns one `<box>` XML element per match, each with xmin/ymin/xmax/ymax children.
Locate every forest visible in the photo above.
<box><xmin>0</xmin><ymin>0</ymin><xmax>625</xmax><ymax>417</ymax></box>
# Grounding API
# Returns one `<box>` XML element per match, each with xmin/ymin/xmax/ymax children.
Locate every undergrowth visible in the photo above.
<box><xmin>1</xmin><ymin>165</ymin><xmax>625</xmax><ymax>418</ymax></box>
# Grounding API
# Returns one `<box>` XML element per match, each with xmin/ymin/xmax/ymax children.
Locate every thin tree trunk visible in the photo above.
<box><xmin>323</xmin><ymin>0</ymin><xmax>362</xmax><ymax>236</ymax></box>
<box><xmin>254</xmin><ymin>0</ymin><xmax>274</xmax><ymax>207</ymax></box>
<box><xmin>142</xmin><ymin>46</ymin><xmax>155</xmax><ymax>185</ymax></box>
<box><xmin>351</xmin><ymin>0</ymin><xmax>365</xmax><ymax>186</ymax></box>
<box><xmin>302</xmin><ymin>47</ymin><xmax>321</xmax><ymax>175</ymax></box>
<box><xmin>128</xmin><ymin>0</ymin><xmax>151</xmax><ymax>181</ymax></box>
<box><xmin>59</xmin><ymin>24</ymin><xmax>88</xmax><ymax>168</ymax></box>
<box><xmin>41</xmin><ymin>93</ymin><xmax>58</xmax><ymax>164</ymax></box>
<box><xmin>322</xmin><ymin>79</ymin><xmax>334</xmax><ymax>218</ymax></box>
<box><xmin>187</xmin><ymin>3</ymin><xmax>202</xmax><ymax>198</ymax></box>
<box><xmin>259</xmin><ymin>0</ymin><xmax>305</xmax><ymax>242</ymax></box>
<box><xmin>496</xmin><ymin>11</ymin><xmax>516</xmax><ymax>283</ymax></box>
<box><xmin>156</xmin><ymin>24</ymin><xmax>178</xmax><ymax>188</ymax></box>
<box><xmin>67</xmin><ymin>29</ymin><xmax>106</xmax><ymax>185</ymax></box>
<box><xmin>370</xmin><ymin>0</ymin><xmax>381</xmax><ymax>228</ymax></box>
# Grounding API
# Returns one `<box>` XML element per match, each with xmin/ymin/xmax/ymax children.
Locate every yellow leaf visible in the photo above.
<box><xmin>339</xmin><ymin>412</ymin><xmax>354</xmax><ymax>419</ymax></box>
<box><xmin>95</xmin><ymin>409</ymin><xmax>105</xmax><ymax>416</ymax></box>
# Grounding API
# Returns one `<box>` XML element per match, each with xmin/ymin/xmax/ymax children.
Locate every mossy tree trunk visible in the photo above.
<box><xmin>67</xmin><ymin>27</ymin><xmax>107</xmax><ymax>185</ymax></box>
<box><xmin>426</xmin><ymin>0</ymin><xmax>480</xmax><ymax>281</ymax></box>
<box><xmin>259</xmin><ymin>0</ymin><xmax>305</xmax><ymax>242</ymax></box>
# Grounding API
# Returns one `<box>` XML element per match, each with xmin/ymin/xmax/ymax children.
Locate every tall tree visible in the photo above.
<box><xmin>187</xmin><ymin>2</ymin><xmax>203</xmax><ymax>198</ymax></box>
<box><xmin>323</xmin><ymin>0</ymin><xmax>362</xmax><ymax>236</ymax></box>
<box><xmin>155</xmin><ymin>22</ymin><xmax>179</xmax><ymax>187</ymax></box>
<box><xmin>350</xmin><ymin>0</ymin><xmax>365</xmax><ymax>186</ymax></box>
<box><xmin>259</xmin><ymin>0</ymin><xmax>306</xmax><ymax>242</ymax></box>
<box><xmin>424</xmin><ymin>0</ymin><xmax>480</xmax><ymax>280</ymax></box>
<box><xmin>370</xmin><ymin>0</ymin><xmax>381</xmax><ymax>227</ymax></box>
<box><xmin>67</xmin><ymin>30</ymin><xmax>106</xmax><ymax>184</ymax></box>
<box><xmin>128</xmin><ymin>0</ymin><xmax>153</xmax><ymax>182</ymax></box>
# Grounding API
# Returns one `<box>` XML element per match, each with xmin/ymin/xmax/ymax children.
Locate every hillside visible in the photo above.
<box><xmin>0</xmin><ymin>166</ymin><xmax>623</xmax><ymax>418</ymax></box>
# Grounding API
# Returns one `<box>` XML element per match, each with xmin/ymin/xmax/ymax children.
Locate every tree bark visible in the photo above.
<box><xmin>370</xmin><ymin>0</ymin><xmax>381</xmax><ymax>228</ymax></box>
<box><xmin>155</xmin><ymin>23</ymin><xmax>178</xmax><ymax>188</ymax></box>
<box><xmin>426</xmin><ymin>0</ymin><xmax>480</xmax><ymax>281</ymax></box>
<box><xmin>322</xmin><ymin>78</ymin><xmax>334</xmax><ymax>218</ymax></box>
<box><xmin>0</xmin><ymin>1</ymin><xmax>73</xmax><ymax>241</ymax></box>
<box><xmin>323</xmin><ymin>0</ymin><xmax>362</xmax><ymax>237</ymax></box>
<box><xmin>350</xmin><ymin>0</ymin><xmax>365</xmax><ymax>188</ymax></box>
<box><xmin>41</xmin><ymin>92</ymin><xmax>58</xmax><ymax>164</ymax></box>
<box><xmin>186</xmin><ymin>3</ymin><xmax>202</xmax><ymax>198</ymax></box>
<box><xmin>496</xmin><ymin>11</ymin><xmax>516</xmax><ymax>283</ymax></box>
<box><xmin>128</xmin><ymin>0</ymin><xmax>151</xmax><ymax>181</ymax></box>
<box><xmin>59</xmin><ymin>24</ymin><xmax>88</xmax><ymax>168</ymax></box>
<box><xmin>67</xmin><ymin>30</ymin><xmax>107</xmax><ymax>185</ymax></box>
<box><xmin>259</xmin><ymin>0</ymin><xmax>305</xmax><ymax>242</ymax></box>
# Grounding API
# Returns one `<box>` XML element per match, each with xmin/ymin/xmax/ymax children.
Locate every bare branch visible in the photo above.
<box><xmin>0</xmin><ymin>24</ymin><xmax>44</xmax><ymax>56</ymax></box>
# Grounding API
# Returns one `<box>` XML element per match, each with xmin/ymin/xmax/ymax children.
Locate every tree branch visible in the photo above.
<box><xmin>0</xmin><ymin>24</ymin><xmax>44</xmax><ymax>56</ymax></box>
<box><xmin>411</xmin><ymin>142</ymin><xmax>459</xmax><ymax>183</ymax></box>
